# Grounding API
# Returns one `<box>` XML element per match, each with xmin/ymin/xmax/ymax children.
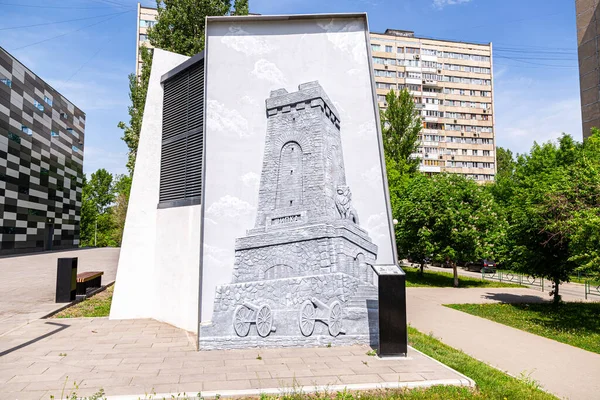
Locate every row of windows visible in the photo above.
<box><xmin>424</xmin><ymin>110</ymin><xmax>443</xmax><ymax>117</ymax></box>
<box><xmin>373</xmin><ymin>57</ymin><xmax>422</xmax><ymax>67</ymax></box>
<box><xmin>444</xmin><ymin>64</ymin><xmax>491</xmax><ymax>74</ymax></box>
<box><xmin>375</xmin><ymin>80</ymin><xmax>491</xmax><ymax>98</ymax></box>
<box><xmin>466</xmin><ymin>174</ymin><xmax>495</xmax><ymax>181</ymax></box>
<box><xmin>419</xmin><ymin>135</ymin><xmax>494</xmax><ymax>150</ymax></box>
<box><xmin>372</xmin><ymin>44</ymin><xmax>491</xmax><ymax>62</ymax></box>
<box><xmin>2</xmin><ymin>76</ymin><xmax>54</xmax><ymax>107</ymax></box>
<box><xmin>446</xmin><ymin>161</ymin><xmax>494</xmax><ymax>169</ymax></box>
<box><xmin>425</xmin><ymin>110</ymin><xmax>492</xmax><ymax>122</ymax></box>
<box><xmin>441</xmin><ymin>75</ymin><xmax>491</xmax><ymax>86</ymax></box>
<box><xmin>15</xmin><ymin>124</ymin><xmax>80</xmax><ymax>154</ymax></box>
<box><xmin>443</xmin><ymin>99</ymin><xmax>491</xmax><ymax>109</ymax></box>
<box><xmin>445</xmin><ymin>112</ymin><xmax>491</xmax><ymax>121</ymax></box>
<box><xmin>444</xmin><ymin>88</ymin><xmax>492</xmax><ymax>97</ymax></box>
<box><xmin>422</xmin><ymin>159</ymin><xmax>444</xmax><ymax>166</ymax></box>
<box><xmin>139</xmin><ymin>19</ymin><xmax>156</xmax><ymax>28</ymax></box>
<box><xmin>447</xmin><ymin>136</ymin><xmax>493</xmax><ymax>144</ymax></box>
<box><xmin>445</xmin><ymin>124</ymin><xmax>493</xmax><ymax>133</ymax></box>
<box><xmin>445</xmin><ymin>148</ymin><xmax>492</xmax><ymax>156</ymax></box>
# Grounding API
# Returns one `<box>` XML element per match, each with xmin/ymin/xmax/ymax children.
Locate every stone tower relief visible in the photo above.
<box><xmin>200</xmin><ymin>81</ymin><xmax>378</xmax><ymax>349</ymax></box>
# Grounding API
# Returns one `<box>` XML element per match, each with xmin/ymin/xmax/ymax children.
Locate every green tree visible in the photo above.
<box><xmin>495</xmin><ymin>146</ymin><xmax>515</xmax><ymax>178</ymax></box>
<box><xmin>118</xmin><ymin>0</ymin><xmax>249</xmax><ymax>176</ymax></box>
<box><xmin>118</xmin><ymin>47</ymin><xmax>153</xmax><ymax>175</ymax></box>
<box><xmin>148</xmin><ymin>0</ymin><xmax>248</xmax><ymax>56</ymax></box>
<box><xmin>507</xmin><ymin>133</ymin><xmax>600</xmax><ymax>302</ymax></box>
<box><xmin>88</xmin><ymin>169</ymin><xmax>115</xmax><ymax>214</ymax></box>
<box><xmin>79</xmin><ymin>175</ymin><xmax>97</xmax><ymax>247</ymax></box>
<box><xmin>380</xmin><ymin>89</ymin><xmax>422</xmax><ymax>174</ymax></box>
<box><xmin>111</xmin><ymin>175</ymin><xmax>132</xmax><ymax>246</ymax></box>
<box><xmin>81</xmin><ymin>169</ymin><xmax>116</xmax><ymax>248</ymax></box>
<box><xmin>396</xmin><ymin>173</ymin><xmax>507</xmax><ymax>286</ymax></box>
<box><xmin>490</xmin><ymin>146</ymin><xmax>516</xmax><ymax>208</ymax></box>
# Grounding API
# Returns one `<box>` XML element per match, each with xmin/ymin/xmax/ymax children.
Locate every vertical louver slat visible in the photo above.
<box><xmin>159</xmin><ymin>59</ymin><xmax>204</xmax><ymax>206</ymax></box>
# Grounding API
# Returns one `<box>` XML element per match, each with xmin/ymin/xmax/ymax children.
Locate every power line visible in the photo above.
<box><xmin>65</xmin><ymin>12</ymin><xmax>131</xmax><ymax>82</ymax></box>
<box><xmin>494</xmin><ymin>56</ymin><xmax>578</xmax><ymax>68</ymax></box>
<box><xmin>89</xmin><ymin>0</ymin><xmax>133</xmax><ymax>9</ymax></box>
<box><xmin>0</xmin><ymin>9</ymin><xmax>135</xmax><ymax>31</ymax></box>
<box><xmin>11</xmin><ymin>10</ymin><xmax>133</xmax><ymax>51</ymax></box>
<box><xmin>0</xmin><ymin>1</ymin><xmax>117</xmax><ymax>9</ymax></box>
<box><xmin>495</xmin><ymin>48</ymin><xmax>576</xmax><ymax>55</ymax></box>
<box><xmin>494</xmin><ymin>62</ymin><xmax>576</xmax><ymax>69</ymax></box>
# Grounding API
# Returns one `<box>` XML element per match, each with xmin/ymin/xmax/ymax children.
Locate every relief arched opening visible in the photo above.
<box><xmin>264</xmin><ymin>264</ymin><xmax>294</xmax><ymax>280</ymax></box>
<box><xmin>276</xmin><ymin>141</ymin><xmax>303</xmax><ymax>209</ymax></box>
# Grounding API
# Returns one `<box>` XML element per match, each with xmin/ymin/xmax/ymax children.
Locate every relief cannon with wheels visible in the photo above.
<box><xmin>233</xmin><ymin>302</ymin><xmax>276</xmax><ymax>337</ymax></box>
<box><xmin>299</xmin><ymin>297</ymin><xmax>345</xmax><ymax>337</ymax></box>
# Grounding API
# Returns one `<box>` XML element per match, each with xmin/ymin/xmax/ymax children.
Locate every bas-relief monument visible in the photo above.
<box><xmin>200</xmin><ymin>81</ymin><xmax>379</xmax><ymax>349</ymax></box>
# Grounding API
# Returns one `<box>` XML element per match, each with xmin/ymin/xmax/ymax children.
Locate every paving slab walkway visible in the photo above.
<box><xmin>0</xmin><ymin>248</ymin><xmax>120</xmax><ymax>336</ymax></box>
<box><xmin>0</xmin><ymin>318</ymin><xmax>471</xmax><ymax>400</ymax></box>
<box><xmin>407</xmin><ymin>287</ymin><xmax>600</xmax><ymax>400</ymax></box>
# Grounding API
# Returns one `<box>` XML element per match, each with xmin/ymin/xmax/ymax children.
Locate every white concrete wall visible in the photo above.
<box><xmin>153</xmin><ymin>205</ymin><xmax>202</xmax><ymax>332</ymax></box>
<box><xmin>110</xmin><ymin>49</ymin><xmax>201</xmax><ymax>333</ymax></box>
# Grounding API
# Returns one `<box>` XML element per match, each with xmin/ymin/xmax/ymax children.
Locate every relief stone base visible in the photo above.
<box><xmin>199</xmin><ymin>273</ymin><xmax>378</xmax><ymax>350</ymax></box>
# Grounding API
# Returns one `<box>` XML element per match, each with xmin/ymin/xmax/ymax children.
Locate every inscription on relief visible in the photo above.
<box><xmin>272</xmin><ymin>214</ymin><xmax>302</xmax><ymax>225</ymax></box>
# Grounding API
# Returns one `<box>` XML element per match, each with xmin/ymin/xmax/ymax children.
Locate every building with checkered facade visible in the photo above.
<box><xmin>0</xmin><ymin>46</ymin><xmax>85</xmax><ymax>255</ymax></box>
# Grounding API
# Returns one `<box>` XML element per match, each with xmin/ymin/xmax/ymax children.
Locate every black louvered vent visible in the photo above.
<box><xmin>159</xmin><ymin>62</ymin><xmax>204</xmax><ymax>207</ymax></box>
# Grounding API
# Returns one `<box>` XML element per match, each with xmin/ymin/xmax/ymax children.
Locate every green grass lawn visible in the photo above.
<box><xmin>446</xmin><ymin>303</ymin><xmax>600</xmax><ymax>355</ymax></box>
<box><xmin>259</xmin><ymin>326</ymin><xmax>556</xmax><ymax>399</ymax></box>
<box><xmin>53</xmin><ymin>285</ymin><xmax>113</xmax><ymax>318</ymax></box>
<box><xmin>405</xmin><ymin>268</ymin><xmax>524</xmax><ymax>288</ymax></box>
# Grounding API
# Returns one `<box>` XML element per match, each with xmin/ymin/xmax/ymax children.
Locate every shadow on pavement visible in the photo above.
<box><xmin>0</xmin><ymin>321</ymin><xmax>69</xmax><ymax>357</ymax></box>
<box><xmin>482</xmin><ymin>292</ymin><xmax>548</xmax><ymax>304</ymax></box>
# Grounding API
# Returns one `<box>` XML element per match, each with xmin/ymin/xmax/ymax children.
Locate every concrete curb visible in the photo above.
<box><xmin>104</xmin><ymin>378</ymin><xmax>473</xmax><ymax>400</ymax></box>
<box><xmin>41</xmin><ymin>281</ymin><xmax>115</xmax><ymax>319</ymax></box>
<box><xmin>103</xmin><ymin>345</ymin><xmax>475</xmax><ymax>400</ymax></box>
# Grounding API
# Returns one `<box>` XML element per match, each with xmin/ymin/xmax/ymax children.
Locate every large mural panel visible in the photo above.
<box><xmin>200</xmin><ymin>15</ymin><xmax>395</xmax><ymax>349</ymax></box>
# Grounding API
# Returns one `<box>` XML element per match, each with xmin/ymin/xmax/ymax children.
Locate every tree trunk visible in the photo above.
<box><xmin>453</xmin><ymin>262</ymin><xmax>459</xmax><ymax>288</ymax></box>
<box><xmin>553</xmin><ymin>278</ymin><xmax>561</xmax><ymax>304</ymax></box>
<box><xmin>420</xmin><ymin>262</ymin><xmax>424</xmax><ymax>275</ymax></box>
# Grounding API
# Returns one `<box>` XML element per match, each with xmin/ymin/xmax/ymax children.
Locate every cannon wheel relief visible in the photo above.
<box><xmin>298</xmin><ymin>298</ymin><xmax>345</xmax><ymax>337</ymax></box>
<box><xmin>233</xmin><ymin>302</ymin><xmax>276</xmax><ymax>337</ymax></box>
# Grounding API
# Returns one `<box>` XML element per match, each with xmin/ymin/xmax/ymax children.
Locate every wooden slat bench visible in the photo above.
<box><xmin>76</xmin><ymin>271</ymin><xmax>103</xmax><ymax>296</ymax></box>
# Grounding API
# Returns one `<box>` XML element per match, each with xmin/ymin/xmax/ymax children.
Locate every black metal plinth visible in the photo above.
<box><xmin>373</xmin><ymin>265</ymin><xmax>408</xmax><ymax>357</ymax></box>
<box><xmin>56</xmin><ymin>257</ymin><xmax>78</xmax><ymax>303</ymax></box>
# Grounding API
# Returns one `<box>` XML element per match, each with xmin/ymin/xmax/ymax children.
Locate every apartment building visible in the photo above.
<box><xmin>135</xmin><ymin>3</ymin><xmax>158</xmax><ymax>76</ymax></box>
<box><xmin>0</xmin><ymin>46</ymin><xmax>85</xmax><ymax>255</ymax></box>
<box><xmin>370</xmin><ymin>29</ymin><xmax>496</xmax><ymax>182</ymax></box>
<box><xmin>575</xmin><ymin>0</ymin><xmax>600</xmax><ymax>139</ymax></box>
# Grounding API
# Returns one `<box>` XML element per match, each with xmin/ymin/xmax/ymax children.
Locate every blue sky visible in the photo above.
<box><xmin>0</xmin><ymin>0</ymin><xmax>579</xmax><ymax>176</ymax></box>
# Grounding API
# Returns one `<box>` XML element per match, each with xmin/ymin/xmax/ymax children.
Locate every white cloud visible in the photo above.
<box><xmin>240</xmin><ymin>172</ymin><xmax>260</xmax><ymax>189</ymax></box>
<box><xmin>250</xmin><ymin>59</ymin><xmax>286</xmax><ymax>86</ymax></box>
<box><xmin>221</xmin><ymin>25</ymin><xmax>276</xmax><ymax>55</ymax></box>
<box><xmin>361</xmin><ymin>165</ymin><xmax>382</xmax><ymax>186</ymax></box>
<box><xmin>363</xmin><ymin>212</ymin><xmax>390</xmax><ymax>244</ymax></box>
<box><xmin>240</xmin><ymin>95</ymin><xmax>258</xmax><ymax>106</ymax></box>
<box><xmin>207</xmin><ymin>100</ymin><xmax>251</xmax><ymax>138</ymax></box>
<box><xmin>494</xmin><ymin>74</ymin><xmax>582</xmax><ymax>155</ymax></box>
<box><xmin>433</xmin><ymin>0</ymin><xmax>472</xmax><ymax>9</ymax></box>
<box><xmin>317</xmin><ymin>20</ymin><xmax>367</xmax><ymax>65</ymax></box>
<box><xmin>355</xmin><ymin>121</ymin><xmax>377</xmax><ymax>140</ymax></box>
<box><xmin>202</xmin><ymin>243</ymin><xmax>234</xmax><ymax>271</ymax></box>
<box><xmin>206</xmin><ymin>195</ymin><xmax>254</xmax><ymax>219</ymax></box>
